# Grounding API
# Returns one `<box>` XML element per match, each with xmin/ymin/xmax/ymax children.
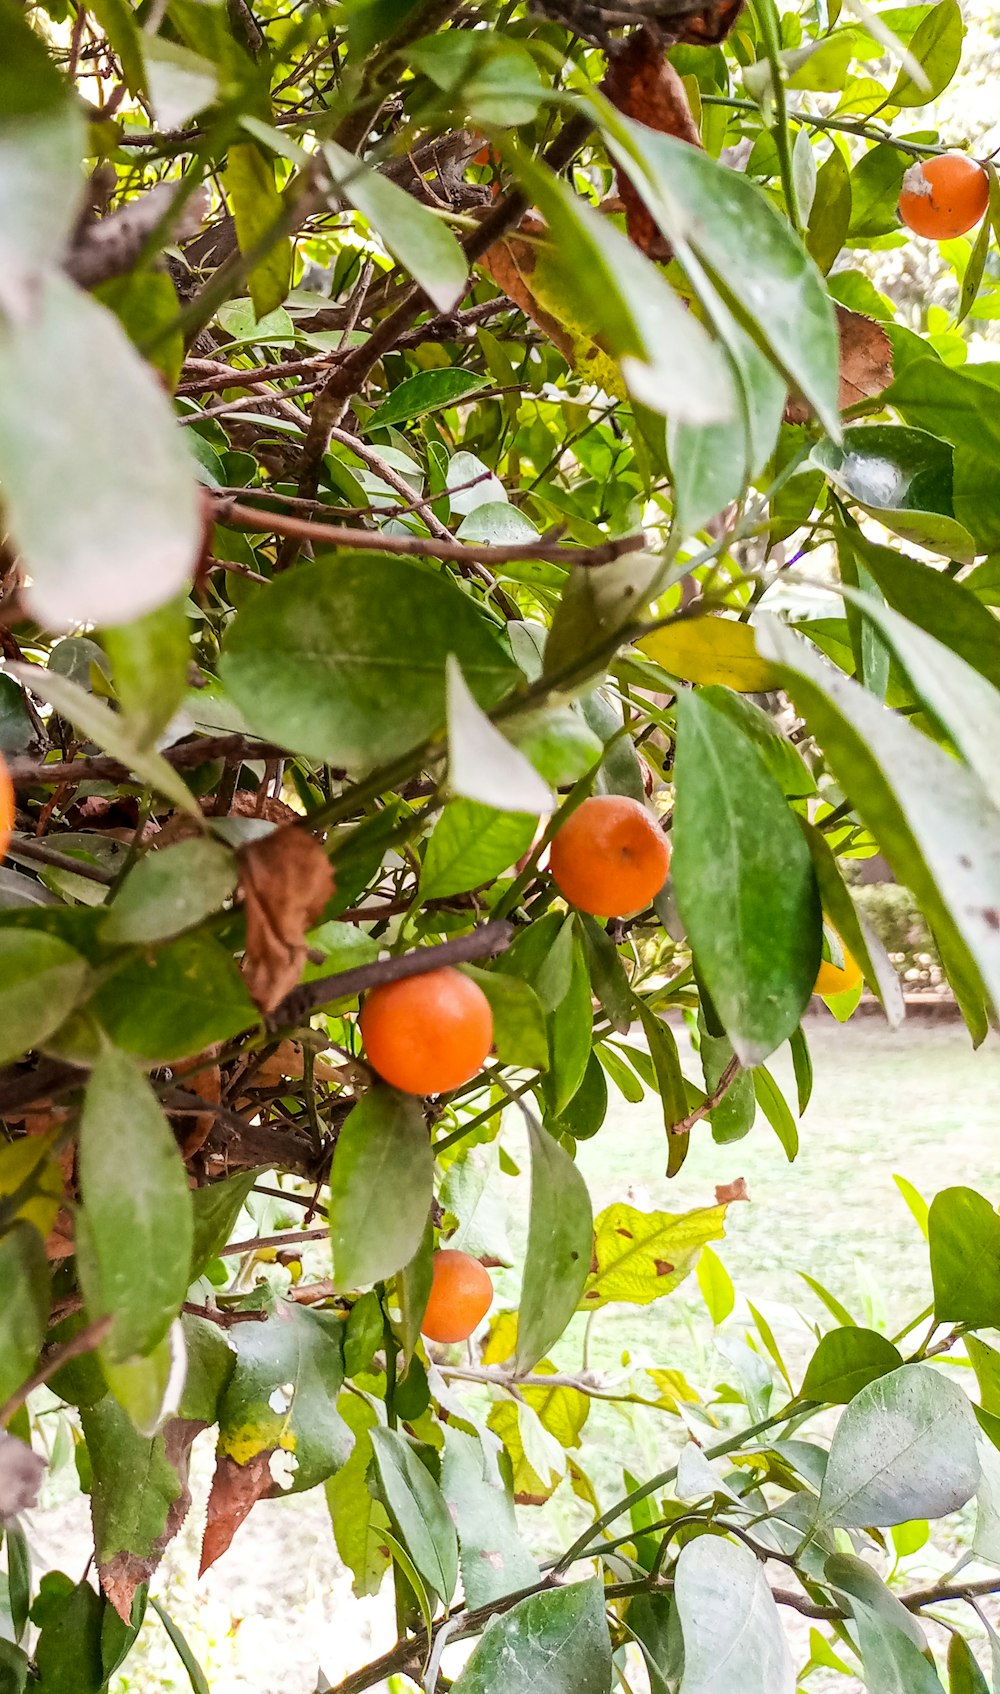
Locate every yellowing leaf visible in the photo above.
<box><xmin>639</xmin><ymin>618</ymin><xmax>781</xmax><ymax>692</ymax></box>
<box><xmin>580</xmin><ymin>1202</ymin><xmax>726</xmax><ymax>1310</ymax></box>
<box><xmin>645</xmin><ymin>1367</ymin><xmax>701</xmax><ymax>1411</ymax></box>
<box><xmin>482</xmin><ymin>1311</ymin><xmax>588</xmax><ymax>1504</ymax></box>
<box><xmin>0</xmin><ymin>1130</ymin><xmax>63</xmax><ymax>1240</ymax></box>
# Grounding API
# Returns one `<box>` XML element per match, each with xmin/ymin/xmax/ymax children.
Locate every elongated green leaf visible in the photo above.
<box><xmin>368</xmin><ymin>369</ymin><xmax>490</xmax><ymax>430</ymax></box>
<box><xmin>149</xmin><ymin>1597</ymin><xmax>211</xmax><ymax>1694</ymax></box>
<box><xmin>461</xmin><ymin>965</ymin><xmax>548</xmax><ymax>1072</ymax></box>
<box><xmin>541</xmin><ymin>928</ymin><xmax>592</xmax><ymax>1117</ymax></box>
<box><xmin>674</xmin><ymin>1534</ymin><xmax>794</xmax><ymax>1694</ymax></box>
<box><xmin>0</xmin><ymin>929</ymin><xmax>89</xmax><ymax>1064</ymax></box>
<box><xmin>950</xmin><ymin>1632</ymin><xmax>992</xmax><ymax>1694</ymax></box>
<box><xmin>757</xmin><ymin>617</ymin><xmax>1000</xmax><ymax>1027</ymax></box>
<box><xmin>420</xmin><ymin>801</ymin><xmax>536</xmax><ymax>900</ymax></box>
<box><xmin>325</xmin><ymin>140</ymin><xmax>468</xmax><ymax>313</ymax></box>
<box><xmin>101</xmin><ymin>838</ymin><xmax>237</xmax><ymax>946</ymax></box>
<box><xmin>672</xmin><ymin>688</ymin><xmax>821</xmax><ymax>1065</ymax></box>
<box><xmin>0</xmin><ymin>0</ymin><xmax>85</xmax><ymax>284</ymax></box>
<box><xmin>929</xmin><ymin>1187</ymin><xmax>1000</xmax><ymax>1328</ymax></box>
<box><xmin>0</xmin><ymin>276</ymin><xmax>201</xmax><ymax>628</ymax></box>
<box><xmin>669</xmin><ymin>321</ymin><xmax>788</xmax><ymax>537</ymax></box>
<box><xmin>806</xmin><ymin>143</ymin><xmax>852</xmax><ymax>275</ymax></box>
<box><xmin>0</xmin><ymin>1222</ymin><xmax>48</xmax><ymax>1404</ymax></box>
<box><xmin>814</xmin><ymin>426</ymin><xmax>975</xmax><ymax>562</ymax></box>
<box><xmin>77</xmin><ymin>1046</ymin><xmax>193</xmax><ymax>1365</ymax></box>
<box><xmin>441</xmin><ymin>1426</ymin><xmax>541</xmax><ymax>1607</ymax></box>
<box><xmin>447</xmin><ymin>656</ymin><xmax>553</xmax><ymax>813</ymax></box>
<box><xmin>89</xmin><ymin>932</ymin><xmax>258</xmax><ymax>1062</ymax></box>
<box><xmin>887</xmin><ymin>0</ymin><xmax>963</xmax><ymax>105</ymax></box>
<box><xmin>329</xmin><ymin>1089</ymin><xmax>433</xmax><ymax>1290</ymax></box>
<box><xmin>9</xmin><ymin>662</ymin><xmax>200</xmax><ymax>816</ymax></box>
<box><xmin>605</xmin><ymin>117</ymin><xmax>840</xmax><ymax>436</ymax></box>
<box><xmin>801</xmin><ymin>1327</ymin><xmax>903</xmax><ymax>1404</ymax></box>
<box><xmin>635</xmin><ymin>1002</ymin><xmax>689</xmax><ymax>1135</ymax></box>
<box><xmin>324</xmin><ymin>1394</ymin><xmax>392</xmax><ymax>1598</ymax></box>
<box><xmin>816</xmin><ymin>1364</ymin><xmax>979</xmax><ymax>1529</ymax></box>
<box><xmin>190</xmin><ymin>1170</ymin><xmax>259</xmax><ymax>1279</ymax></box>
<box><xmin>102</xmin><ymin>597</ymin><xmax>191</xmax><ymax>749</ymax></box>
<box><xmin>220</xmin><ymin>556</ymin><xmax>516</xmax><ymax>771</ymax></box>
<box><xmin>581</xmin><ymin>1201</ymin><xmax>725</xmax><ymax>1310</ymax></box>
<box><xmin>224</xmin><ymin>143</ymin><xmax>291</xmax><ymax>321</ymax></box>
<box><xmin>80</xmin><ymin>1394</ymin><xmax>188</xmax><ymax>1610</ymax></box>
<box><xmin>451</xmin><ymin>1578</ymin><xmax>612</xmax><ymax>1694</ymax></box>
<box><xmin>752</xmin><ymin>1065</ymin><xmax>798</xmax><ymax>1160</ymax></box>
<box><xmin>369</xmin><ymin>1426</ymin><xmax>458</xmax><ymax>1604</ymax></box>
<box><xmin>515</xmin><ymin>1113</ymin><xmax>592</xmax><ymax>1373</ymax></box>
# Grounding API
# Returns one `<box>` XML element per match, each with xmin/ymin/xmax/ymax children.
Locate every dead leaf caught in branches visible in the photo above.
<box><xmin>240</xmin><ymin>826</ymin><xmax>334</xmax><ymax>1014</ymax></box>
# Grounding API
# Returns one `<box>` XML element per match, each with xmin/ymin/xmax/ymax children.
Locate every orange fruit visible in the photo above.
<box><xmin>421</xmin><ymin>1249</ymin><xmax>493</xmax><ymax>1343</ymax></box>
<box><xmin>814</xmin><ymin>932</ymin><xmax>863</xmax><ymax>998</ymax></box>
<box><xmin>549</xmin><ymin>794</ymin><xmax>671</xmax><ymax>918</ymax></box>
<box><xmin>0</xmin><ymin>754</ymin><xmax>13</xmax><ymax>863</ymax></box>
<box><xmin>898</xmin><ymin>155</ymin><xmax>989</xmax><ymax>240</ymax></box>
<box><xmin>360</xmin><ymin>966</ymin><xmax>493</xmax><ymax>1095</ymax></box>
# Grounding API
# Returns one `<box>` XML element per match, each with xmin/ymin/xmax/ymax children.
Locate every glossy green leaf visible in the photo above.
<box><xmin>420</xmin><ymin>800</ymin><xmax>536</xmax><ymax>899</ymax></box>
<box><xmin>887</xmin><ymin>0</ymin><xmax>963</xmax><ymax>105</ymax></box>
<box><xmin>753</xmin><ymin>1065</ymin><xmax>798</xmax><ymax>1160</ymax></box>
<box><xmin>669</xmin><ymin>318</ymin><xmax>788</xmax><ymax>538</ymax></box>
<box><xmin>461</xmin><ymin>965</ymin><xmax>548</xmax><ymax>1072</ymax></box>
<box><xmin>220</xmin><ymin>556</ymin><xmax>516</xmax><ymax>771</ymax></box>
<box><xmin>816</xmin><ymin>1363</ymin><xmax>979</xmax><ymax>1529</ymax></box>
<box><xmin>101</xmin><ymin>838</ymin><xmax>237</xmax><ymax>946</ymax></box>
<box><xmin>813</xmin><ymin>427</ymin><xmax>975</xmax><ymax>562</ymax></box>
<box><xmin>451</xmin><ymin>1578</ymin><xmax>611</xmax><ymax>1694</ymax></box>
<box><xmin>800</xmin><ymin>1326</ymin><xmax>903</xmax><ymax>1403</ymax></box>
<box><xmin>929</xmin><ymin>1187</ymin><xmax>1000</xmax><ymax>1327</ymax></box>
<box><xmin>0</xmin><ymin>0</ymin><xmax>85</xmax><ymax>283</ymax></box>
<box><xmin>101</xmin><ymin>596</ymin><xmax>191</xmax><ymax>748</ymax></box>
<box><xmin>325</xmin><ymin>140</ymin><xmax>468</xmax><ymax>314</ymax></box>
<box><xmin>697</xmin><ymin>1242</ymin><xmax>735</xmax><ymax>1326</ymax></box>
<box><xmin>674</xmin><ymin>1534</ymin><xmax>794</xmax><ymax>1694</ymax></box>
<box><xmin>190</xmin><ymin>1170</ymin><xmax>259</xmax><ymax>1279</ymax></box>
<box><xmin>672</xmin><ymin>688</ymin><xmax>821</xmax><ymax>1066</ymax></box>
<box><xmin>0</xmin><ymin>929</ymin><xmax>89</xmax><ymax>1065</ymax></box>
<box><xmin>440</xmin><ymin>1426</ymin><xmax>541</xmax><ymax>1607</ymax></box>
<box><xmin>515</xmin><ymin>1113</ymin><xmax>593</xmax><ymax>1373</ymax></box>
<box><xmin>324</xmin><ymin>1393</ymin><xmax>391</xmax><ymax>1598</ymax></box>
<box><xmin>77</xmin><ymin>1047</ymin><xmax>193</xmax><ymax>1367</ymax></box>
<box><xmin>0</xmin><ymin>1222</ymin><xmax>48</xmax><ymax>1405</ymax></box>
<box><xmin>329</xmin><ymin>1089</ymin><xmax>433</xmax><ymax>1290</ymax></box>
<box><xmin>848</xmin><ymin>143</ymin><xmax>908</xmax><ymax>238</ymax></box>
<box><xmin>368</xmin><ymin>369</ymin><xmax>490</xmax><ymax>430</ymax></box>
<box><xmin>845</xmin><ymin>539</ymin><xmax>1000</xmax><ymax>691</ymax></box>
<box><xmin>396</xmin><ymin>1214</ymin><xmax>434</xmax><ymax>1362</ymax></box>
<box><xmin>89</xmin><ymin>932</ymin><xmax>258</xmax><ymax>1062</ymax></box>
<box><xmin>0</xmin><ymin>275</ymin><xmax>201</xmax><ymax>629</ymax></box>
<box><xmin>149</xmin><ymin>1597</ymin><xmax>211</xmax><ymax>1694</ymax></box>
<box><xmin>541</xmin><ymin>926</ymin><xmax>593</xmax><ymax>1117</ymax></box>
<box><xmin>369</xmin><ymin>1426</ymin><xmax>458</xmax><ymax>1604</ymax></box>
<box><xmin>636</xmin><ymin>1002</ymin><xmax>690</xmax><ymax>1136</ymax></box>
<box><xmin>949</xmin><ymin>1634</ymin><xmax>991</xmax><ymax>1694</ymax></box>
<box><xmin>224</xmin><ymin>143</ymin><xmax>292</xmax><ymax>321</ymax></box>
<box><xmin>806</xmin><ymin>144</ymin><xmax>852</xmax><ymax>274</ymax></box>
<box><xmin>32</xmin><ymin>1575</ymin><xmax>107</xmax><ymax>1694</ymax></box>
<box><xmin>447</xmin><ymin>655</ymin><xmax>553</xmax><ymax>814</ymax></box>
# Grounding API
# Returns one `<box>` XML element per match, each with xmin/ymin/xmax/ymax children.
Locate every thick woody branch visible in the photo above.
<box><xmin>271</xmin><ymin>920</ymin><xmax>513</xmax><ymax>1028</ymax></box>
<box><xmin>66</xmin><ymin>184</ymin><xmax>210</xmax><ymax>289</ymax></box>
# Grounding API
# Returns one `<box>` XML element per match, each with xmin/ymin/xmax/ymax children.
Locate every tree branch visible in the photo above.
<box><xmin>668</xmin><ymin>1056</ymin><xmax>741</xmax><ymax>1135</ymax></box>
<box><xmin>270</xmin><ymin>920</ymin><xmax>513</xmax><ymax>1028</ymax></box>
<box><xmin>7</xmin><ymin>733</ymin><xmax>294</xmax><ymax>788</ymax></box>
<box><xmin>0</xmin><ymin>1316</ymin><xmax>113</xmax><ymax>1427</ymax></box>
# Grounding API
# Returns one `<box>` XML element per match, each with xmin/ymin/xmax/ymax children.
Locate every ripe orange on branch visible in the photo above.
<box><xmin>421</xmin><ymin>1249</ymin><xmax>494</xmax><ymax>1343</ymax></box>
<box><xmin>814</xmin><ymin>936</ymin><xmax>863</xmax><ymax>998</ymax></box>
<box><xmin>549</xmin><ymin>794</ymin><xmax>671</xmax><ymax>918</ymax></box>
<box><xmin>0</xmin><ymin>754</ymin><xmax>13</xmax><ymax>864</ymax></box>
<box><xmin>360</xmin><ymin>966</ymin><xmax>493</xmax><ymax>1096</ymax></box>
<box><xmin>898</xmin><ymin>155</ymin><xmax>989</xmax><ymax>240</ymax></box>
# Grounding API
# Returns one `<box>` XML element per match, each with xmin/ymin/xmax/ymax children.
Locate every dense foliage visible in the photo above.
<box><xmin>2</xmin><ymin>0</ymin><xmax>1000</xmax><ymax>1688</ymax></box>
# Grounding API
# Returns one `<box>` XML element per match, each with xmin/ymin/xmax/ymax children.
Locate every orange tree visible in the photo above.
<box><xmin>2</xmin><ymin>0</ymin><xmax>1000</xmax><ymax>1688</ymax></box>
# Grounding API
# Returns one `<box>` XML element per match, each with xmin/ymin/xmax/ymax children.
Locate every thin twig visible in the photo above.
<box><xmin>0</xmin><ymin>1317</ymin><xmax>113</xmax><ymax>1426</ymax></box>
<box><xmin>669</xmin><ymin>1056</ymin><xmax>741</xmax><ymax>1136</ymax></box>
<box><xmin>219</xmin><ymin>1226</ymin><xmax>329</xmax><ymax>1256</ymax></box>
<box><xmin>7</xmin><ymin>733</ymin><xmax>293</xmax><ymax>787</ymax></box>
<box><xmin>6</xmin><ymin>836</ymin><xmax>114</xmax><ymax>886</ymax></box>
<box><xmin>271</xmin><ymin>919</ymin><xmax>513</xmax><ymax>1027</ymax></box>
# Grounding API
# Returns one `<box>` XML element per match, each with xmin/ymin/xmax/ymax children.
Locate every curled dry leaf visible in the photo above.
<box><xmin>604</xmin><ymin>27</ymin><xmax>701</xmax><ymax>261</ymax></box>
<box><xmin>100</xmin><ymin>1417</ymin><xmax>206</xmax><ymax>1620</ymax></box>
<box><xmin>0</xmin><ymin>1431</ymin><xmax>46</xmax><ymax>1519</ymax></box>
<box><xmin>172</xmin><ymin>1045</ymin><xmax>222</xmax><ymax>1158</ymax></box>
<box><xmin>250</xmin><ymin>1039</ymin><xmax>345</xmax><ymax>1089</ymax></box>
<box><xmin>479</xmin><ymin>217</ymin><xmax>576</xmax><ymax>366</ymax></box>
<box><xmin>715</xmin><ymin>1177</ymin><xmax>750</xmax><ymax>1204</ymax></box>
<box><xmin>784</xmin><ymin>306</ymin><xmax>893</xmax><ymax>424</ymax></box>
<box><xmin>200</xmin><ymin>1448</ymin><xmax>273</xmax><ymax>1574</ymax></box>
<box><xmin>239</xmin><ymin>825</ymin><xmax>335</xmax><ymax>1014</ymax></box>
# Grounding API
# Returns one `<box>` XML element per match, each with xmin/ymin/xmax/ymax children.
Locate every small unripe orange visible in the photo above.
<box><xmin>421</xmin><ymin>1249</ymin><xmax>493</xmax><ymax>1343</ymax></box>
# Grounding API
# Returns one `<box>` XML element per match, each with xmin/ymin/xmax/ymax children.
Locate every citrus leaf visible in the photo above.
<box><xmin>224</xmin><ymin>143</ymin><xmax>291</xmax><ymax>321</ymax></box>
<box><xmin>324</xmin><ymin>1394</ymin><xmax>392</xmax><ymax>1598</ymax></box>
<box><xmin>800</xmin><ymin>1327</ymin><xmax>903</xmax><ymax>1404</ymax></box>
<box><xmin>368</xmin><ymin>369</ymin><xmax>490</xmax><ymax>430</ymax></box>
<box><xmin>447</xmin><ymin>655</ymin><xmax>554</xmax><ymax>813</ymax></box>
<box><xmin>580</xmin><ymin>1201</ymin><xmax>725</xmax><ymax>1311</ymax></box>
<box><xmin>325</xmin><ymin>140</ymin><xmax>468</xmax><ymax>314</ymax></box>
<box><xmin>0</xmin><ymin>929</ymin><xmax>89</xmax><ymax>1065</ymax></box>
<box><xmin>89</xmin><ymin>932</ymin><xmax>258</xmax><ymax>1062</ymax></box>
<box><xmin>329</xmin><ymin>1089</ymin><xmax>433</xmax><ymax>1290</ymax></box>
<box><xmin>0</xmin><ymin>1222</ymin><xmax>49</xmax><ymax>1405</ymax></box>
<box><xmin>101</xmin><ymin>839</ymin><xmax>237</xmax><ymax>946</ymax></box>
<box><xmin>369</xmin><ymin>1426</ymin><xmax>458</xmax><ymax>1605</ymax></box>
<box><xmin>451</xmin><ymin>1579</ymin><xmax>611</xmax><ymax>1694</ymax></box>
<box><xmin>674</xmin><ymin>1534</ymin><xmax>795</xmax><ymax>1694</ymax></box>
<box><xmin>515</xmin><ymin>1113</ymin><xmax>592</xmax><ymax>1373</ymax></box>
<box><xmin>639</xmin><ymin>617</ymin><xmax>780</xmax><ymax>692</ymax></box>
<box><xmin>929</xmin><ymin>1187</ymin><xmax>1000</xmax><ymax>1328</ymax></box>
<box><xmin>440</xmin><ymin>1425</ymin><xmax>542</xmax><ymax>1608</ymax></box>
<box><xmin>420</xmin><ymin>801</ymin><xmax>537</xmax><ymax>899</ymax></box>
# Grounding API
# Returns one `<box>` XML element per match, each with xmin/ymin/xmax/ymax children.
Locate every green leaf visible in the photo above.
<box><xmin>9</xmin><ymin>661</ymin><xmax>201</xmax><ymax>816</ymax></box>
<box><xmin>758</xmin><ymin>617</ymin><xmax>1000</xmax><ymax>1031</ymax></box>
<box><xmin>790</xmin><ymin>1026</ymin><xmax>813</xmax><ymax>1114</ymax></box>
<box><xmin>451</xmin><ymin>1578</ymin><xmax>612</xmax><ymax>1694</ymax></box>
<box><xmin>101</xmin><ymin>838</ymin><xmax>237</xmax><ymax>946</ymax></box>
<box><xmin>887</xmin><ymin>0</ymin><xmax>963</xmax><ymax>105</ymax></box>
<box><xmin>800</xmin><ymin>1326</ymin><xmax>904</xmax><ymax>1403</ymax></box>
<box><xmin>420</xmin><ymin>800</ymin><xmax>537</xmax><ymax>900</ymax></box>
<box><xmin>79</xmin><ymin>1395</ymin><xmax>186</xmax><ymax>1595</ymax></box>
<box><xmin>101</xmin><ymin>596</ymin><xmax>191</xmax><ymax>748</ymax></box>
<box><xmin>949</xmin><ymin>1633</ymin><xmax>991</xmax><ymax>1694</ymax></box>
<box><xmin>845</xmin><ymin>538</ymin><xmax>1000</xmax><ymax>692</ymax></box>
<box><xmin>672</xmin><ymin>688</ymin><xmax>821</xmax><ymax>1066</ymax></box>
<box><xmin>929</xmin><ymin>1187</ymin><xmax>1000</xmax><ymax>1327</ymax></box>
<box><xmin>848</xmin><ymin>142</ymin><xmax>908</xmax><ymax>238</ymax></box>
<box><xmin>958</xmin><ymin>211</ymin><xmax>992</xmax><ymax>326</ymax></box>
<box><xmin>461</xmin><ymin>965</ymin><xmax>549</xmax><ymax>1072</ymax></box>
<box><xmin>96</xmin><ymin>266</ymin><xmax>185</xmax><ymax>390</ymax></box>
<box><xmin>515</xmin><ymin>1113</ymin><xmax>592</xmax><ymax>1374</ymax></box>
<box><xmin>325</xmin><ymin>140</ymin><xmax>469</xmax><ymax>314</ymax></box>
<box><xmin>697</xmin><ymin>1241</ymin><xmax>735</xmax><ymax>1325</ymax></box>
<box><xmin>0</xmin><ymin>929</ymin><xmax>89</xmax><ymax>1065</ymax></box>
<box><xmin>32</xmin><ymin>1575</ymin><xmax>106</xmax><ymax>1694</ymax></box>
<box><xmin>579</xmin><ymin>917</ymin><xmax>632</xmax><ymax>1035</ymax></box>
<box><xmin>329</xmin><ymin>1089</ymin><xmax>433</xmax><ymax>1290</ymax></box>
<box><xmin>813</xmin><ymin>426</ymin><xmax>975</xmax><ymax>562</ymax></box>
<box><xmin>396</xmin><ymin>1215</ymin><xmax>434</xmax><ymax>1362</ymax></box>
<box><xmin>215</xmin><ymin>1295</ymin><xmax>351</xmax><ymax>1490</ymax></box>
<box><xmin>674</xmin><ymin>1534</ymin><xmax>794</xmax><ymax>1694</ymax></box>
<box><xmin>190</xmin><ymin>1170</ymin><xmax>259</xmax><ymax>1279</ymax></box>
<box><xmin>324</xmin><ymin>1393</ymin><xmax>392</xmax><ymax>1598</ymax></box>
<box><xmin>0</xmin><ymin>0</ymin><xmax>85</xmax><ymax>283</ymax></box>
<box><xmin>89</xmin><ymin>932</ymin><xmax>258</xmax><ymax>1062</ymax></box>
<box><xmin>447</xmin><ymin>656</ymin><xmax>553</xmax><ymax>814</ymax></box>
<box><xmin>581</xmin><ymin>1201</ymin><xmax>725</xmax><ymax>1310</ymax></box>
<box><xmin>0</xmin><ymin>1222</ymin><xmax>48</xmax><ymax>1404</ymax></box>
<box><xmin>806</xmin><ymin>143</ymin><xmax>852</xmax><ymax>275</ymax></box>
<box><xmin>369</xmin><ymin>1426</ymin><xmax>458</xmax><ymax>1605</ymax></box>
<box><xmin>816</xmin><ymin>1363</ymin><xmax>979</xmax><ymax>1529</ymax></box>
<box><xmin>220</xmin><ymin>555</ymin><xmax>516</xmax><ymax>771</ymax></box>
<box><xmin>367</xmin><ymin>369</ymin><xmax>490</xmax><ymax>430</ymax></box>
<box><xmin>636</xmin><ymin>1002</ymin><xmax>689</xmax><ymax>1137</ymax></box>
<box><xmin>149</xmin><ymin>1596</ymin><xmax>211</xmax><ymax>1694</ymax></box>
<box><xmin>0</xmin><ymin>274</ymin><xmax>200</xmax><ymax>629</ymax></box>
<box><xmin>224</xmin><ymin>143</ymin><xmax>292</xmax><ymax>321</ymax></box>
<box><xmin>77</xmin><ymin>1046</ymin><xmax>193</xmax><ymax>1366</ymax></box>
<box><xmin>669</xmin><ymin>324</ymin><xmax>788</xmax><ymax>537</ymax></box>
<box><xmin>541</xmin><ymin>926</ymin><xmax>593</xmax><ymax>1116</ymax></box>
<box><xmin>886</xmin><ymin>357</ymin><xmax>1000</xmax><ymax>460</ymax></box>
<box><xmin>440</xmin><ymin>1426</ymin><xmax>541</xmax><ymax>1607</ymax></box>
<box><xmin>606</xmin><ymin>118</ymin><xmax>840</xmax><ymax>437</ymax></box>
<box><xmin>752</xmin><ymin>1065</ymin><xmax>799</xmax><ymax>1160</ymax></box>
<box><xmin>554</xmin><ymin>1050</ymin><xmax>608</xmax><ymax>1140</ymax></box>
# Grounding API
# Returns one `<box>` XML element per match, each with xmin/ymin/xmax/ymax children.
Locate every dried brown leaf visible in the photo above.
<box><xmin>172</xmin><ymin>1046</ymin><xmax>222</xmax><ymax>1158</ymax></box>
<box><xmin>784</xmin><ymin>305</ymin><xmax>893</xmax><ymax>424</ymax></box>
<box><xmin>604</xmin><ymin>28</ymin><xmax>701</xmax><ymax>260</ymax></box>
<box><xmin>715</xmin><ymin>1177</ymin><xmax>750</xmax><ymax>1205</ymax></box>
<box><xmin>239</xmin><ymin>825</ymin><xmax>334</xmax><ymax>1014</ymax></box>
<box><xmin>478</xmin><ymin>217</ymin><xmax>576</xmax><ymax>364</ymax></box>
<box><xmin>99</xmin><ymin>1418</ymin><xmax>205</xmax><ymax>1621</ymax></box>
<box><xmin>200</xmin><ymin>1449</ymin><xmax>273</xmax><ymax>1574</ymax></box>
